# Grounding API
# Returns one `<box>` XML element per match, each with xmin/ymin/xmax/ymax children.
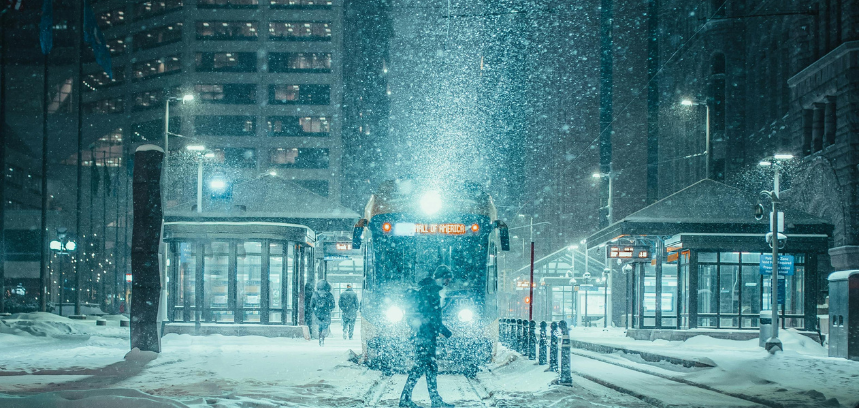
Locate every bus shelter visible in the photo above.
<box><xmin>587</xmin><ymin>180</ymin><xmax>832</xmax><ymax>333</ymax></box>
<box><xmin>162</xmin><ymin>176</ymin><xmax>359</xmax><ymax>329</ymax></box>
<box><xmin>507</xmin><ymin>246</ymin><xmax>606</xmax><ymax>325</ymax></box>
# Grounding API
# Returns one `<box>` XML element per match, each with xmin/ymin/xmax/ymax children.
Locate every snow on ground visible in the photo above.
<box><xmin>568</xmin><ymin>326</ymin><xmax>859</xmax><ymax>407</ymax></box>
<box><xmin>2</xmin><ymin>313</ymin><xmax>859</xmax><ymax>407</ymax></box>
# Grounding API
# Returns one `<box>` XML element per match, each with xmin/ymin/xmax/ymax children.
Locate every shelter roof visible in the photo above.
<box><xmin>587</xmin><ymin>179</ymin><xmax>832</xmax><ymax>247</ymax></box>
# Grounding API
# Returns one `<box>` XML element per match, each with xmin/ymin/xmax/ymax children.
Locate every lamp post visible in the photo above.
<box><xmin>759</xmin><ymin>153</ymin><xmax>794</xmax><ymax>354</ymax></box>
<box><xmin>49</xmin><ymin>228</ymin><xmax>76</xmax><ymax>316</ymax></box>
<box><xmin>185</xmin><ymin>146</ymin><xmax>217</xmax><ymax>213</ymax></box>
<box><xmin>602</xmin><ymin>269</ymin><xmax>610</xmax><ymax>328</ymax></box>
<box><xmin>592</xmin><ymin>171</ymin><xmax>613</xmax><ymax>225</ymax></box>
<box><xmin>681</xmin><ymin>99</ymin><xmax>711</xmax><ymax>180</ymax></box>
<box><xmin>164</xmin><ymin>94</ymin><xmax>195</xmax><ymax>202</ymax></box>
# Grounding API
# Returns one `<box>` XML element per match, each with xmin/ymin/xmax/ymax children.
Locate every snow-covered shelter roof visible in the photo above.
<box><xmin>164</xmin><ymin>175</ymin><xmax>360</xmax><ymax>233</ymax></box>
<box><xmin>587</xmin><ymin>179</ymin><xmax>832</xmax><ymax>249</ymax></box>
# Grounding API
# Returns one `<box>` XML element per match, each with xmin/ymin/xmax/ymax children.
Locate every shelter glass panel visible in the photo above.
<box><xmin>179</xmin><ymin>242</ymin><xmax>196</xmax><ymax>320</ymax></box>
<box><xmin>697</xmin><ymin>263</ymin><xmax>718</xmax><ymax>328</ymax></box>
<box><xmin>719</xmin><ymin>264</ymin><xmax>739</xmax><ymax>328</ymax></box>
<box><xmin>205</xmin><ymin>242</ymin><xmax>232</xmax><ymax>322</ymax></box>
<box><xmin>270</xmin><ymin>243</ymin><xmax>284</xmax><ymax>322</ymax></box>
<box><xmin>661</xmin><ymin>263</ymin><xmax>678</xmax><ymax>328</ymax></box>
<box><xmin>238</xmin><ymin>242</ymin><xmax>262</xmax><ymax>322</ymax></box>
<box><xmin>741</xmin><ymin>265</ymin><xmax>761</xmax><ymax>328</ymax></box>
<box><xmin>642</xmin><ymin>264</ymin><xmax>656</xmax><ymax>327</ymax></box>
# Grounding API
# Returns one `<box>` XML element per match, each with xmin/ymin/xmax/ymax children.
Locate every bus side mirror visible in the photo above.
<box><xmin>494</xmin><ymin>220</ymin><xmax>510</xmax><ymax>251</ymax></box>
<box><xmin>352</xmin><ymin>219</ymin><xmax>368</xmax><ymax>249</ymax></box>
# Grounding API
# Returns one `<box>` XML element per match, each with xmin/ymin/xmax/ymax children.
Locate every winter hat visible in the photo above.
<box><xmin>433</xmin><ymin>265</ymin><xmax>453</xmax><ymax>280</ymax></box>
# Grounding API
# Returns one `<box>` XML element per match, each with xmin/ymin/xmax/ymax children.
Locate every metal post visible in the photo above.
<box><xmin>529</xmin><ymin>241</ymin><xmax>535</xmax><ymax>320</ymax></box>
<box><xmin>765</xmin><ymin>166</ymin><xmax>783</xmax><ymax>353</ymax></box>
<box><xmin>549</xmin><ymin>321</ymin><xmax>559</xmax><ymax>372</ymax></box>
<box><xmin>705</xmin><ymin>104</ymin><xmax>711</xmax><ymax>179</ymax></box>
<box><xmin>558</xmin><ymin>321</ymin><xmax>572</xmax><ymax>385</ymax></box>
<box><xmin>584</xmin><ymin>282</ymin><xmax>589</xmax><ymax>327</ymax></box>
<box><xmin>163</xmin><ymin>98</ymin><xmax>169</xmax><ymax>202</ymax></box>
<box><xmin>500</xmin><ymin>319</ymin><xmax>506</xmax><ymax>347</ymax></box>
<box><xmin>528</xmin><ymin>320</ymin><xmax>536</xmax><ymax>360</ymax></box>
<box><xmin>196</xmin><ymin>157</ymin><xmax>203</xmax><ymax>213</ymax></box>
<box><xmin>515</xmin><ymin>319</ymin><xmax>522</xmax><ymax>353</ymax></box>
<box><xmin>538</xmin><ymin>321</ymin><xmax>547</xmax><ymax>365</ymax></box>
<box><xmin>604</xmin><ymin>272</ymin><xmax>609</xmax><ymax>328</ymax></box>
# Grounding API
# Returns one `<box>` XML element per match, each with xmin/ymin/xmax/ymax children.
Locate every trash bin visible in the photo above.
<box><xmin>828</xmin><ymin>270</ymin><xmax>859</xmax><ymax>360</ymax></box>
<box><xmin>759</xmin><ymin>311</ymin><xmax>772</xmax><ymax>348</ymax></box>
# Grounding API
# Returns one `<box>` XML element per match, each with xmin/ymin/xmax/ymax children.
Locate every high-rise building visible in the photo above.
<box><xmin>82</xmin><ymin>0</ymin><xmax>344</xmax><ymax>203</ymax></box>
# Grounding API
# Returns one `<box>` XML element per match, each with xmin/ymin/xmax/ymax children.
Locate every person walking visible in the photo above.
<box><xmin>338</xmin><ymin>284</ymin><xmax>359</xmax><ymax>340</ymax></box>
<box><xmin>310</xmin><ymin>280</ymin><xmax>335</xmax><ymax>346</ymax></box>
<box><xmin>399</xmin><ymin>266</ymin><xmax>454</xmax><ymax>408</ymax></box>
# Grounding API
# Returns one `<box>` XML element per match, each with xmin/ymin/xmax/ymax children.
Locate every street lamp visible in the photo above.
<box><xmin>185</xmin><ymin>146</ymin><xmax>219</xmax><ymax>213</ymax></box>
<box><xmin>49</xmin><ymin>228</ymin><xmax>76</xmax><ymax>316</ymax></box>
<box><xmin>681</xmin><ymin>98</ymin><xmax>711</xmax><ymax>180</ymax></box>
<box><xmin>164</xmin><ymin>93</ymin><xmax>195</xmax><ymax>201</ymax></box>
<box><xmin>759</xmin><ymin>153</ymin><xmax>794</xmax><ymax>354</ymax></box>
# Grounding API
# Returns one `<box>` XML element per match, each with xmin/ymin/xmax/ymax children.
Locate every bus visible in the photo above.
<box><xmin>352</xmin><ymin>179</ymin><xmax>510</xmax><ymax>375</ymax></box>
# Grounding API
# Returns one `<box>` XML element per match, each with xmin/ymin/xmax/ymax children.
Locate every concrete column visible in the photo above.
<box><xmin>824</xmin><ymin>96</ymin><xmax>837</xmax><ymax>146</ymax></box>
<box><xmin>812</xmin><ymin>103</ymin><xmax>825</xmax><ymax>152</ymax></box>
<box><xmin>802</xmin><ymin>109</ymin><xmax>814</xmax><ymax>156</ymax></box>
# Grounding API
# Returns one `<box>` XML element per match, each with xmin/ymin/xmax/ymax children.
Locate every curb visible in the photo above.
<box><xmin>569</xmin><ymin>339</ymin><xmax>715</xmax><ymax>368</ymax></box>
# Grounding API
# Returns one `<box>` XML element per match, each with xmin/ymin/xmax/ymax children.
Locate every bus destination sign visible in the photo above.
<box><xmin>608</xmin><ymin>245</ymin><xmax>651</xmax><ymax>261</ymax></box>
<box><xmin>394</xmin><ymin>223</ymin><xmax>466</xmax><ymax>236</ymax></box>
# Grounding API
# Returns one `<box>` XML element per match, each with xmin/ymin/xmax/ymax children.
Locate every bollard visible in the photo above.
<box><xmin>503</xmin><ymin>319</ymin><xmax>509</xmax><ymax>347</ymax></box>
<box><xmin>521</xmin><ymin>319</ymin><xmax>529</xmax><ymax>354</ymax></box>
<box><xmin>500</xmin><ymin>319</ymin><xmax>505</xmax><ymax>347</ymax></box>
<box><xmin>528</xmin><ymin>320</ymin><xmax>537</xmax><ymax>360</ymax></box>
<box><xmin>558</xmin><ymin>321</ymin><xmax>572</xmax><ymax>386</ymax></box>
<box><xmin>515</xmin><ymin>319</ymin><xmax>523</xmax><ymax>353</ymax></box>
<box><xmin>538</xmin><ymin>321</ymin><xmax>547</xmax><ymax>365</ymax></box>
<box><xmin>550</xmin><ymin>321</ymin><xmax>559</xmax><ymax>372</ymax></box>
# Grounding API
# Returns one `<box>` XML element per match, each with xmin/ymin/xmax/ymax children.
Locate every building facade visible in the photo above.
<box><xmin>84</xmin><ymin>0</ymin><xmax>344</xmax><ymax>204</ymax></box>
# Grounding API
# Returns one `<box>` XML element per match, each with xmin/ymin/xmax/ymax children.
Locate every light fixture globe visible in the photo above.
<box><xmin>420</xmin><ymin>191</ymin><xmax>443</xmax><ymax>215</ymax></box>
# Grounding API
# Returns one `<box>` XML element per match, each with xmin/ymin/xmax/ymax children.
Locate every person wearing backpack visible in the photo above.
<box><xmin>338</xmin><ymin>284</ymin><xmax>359</xmax><ymax>340</ymax></box>
<box><xmin>399</xmin><ymin>265</ymin><xmax>454</xmax><ymax>408</ymax></box>
<box><xmin>310</xmin><ymin>280</ymin><xmax>335</xmax><ymax>346</ymax></box>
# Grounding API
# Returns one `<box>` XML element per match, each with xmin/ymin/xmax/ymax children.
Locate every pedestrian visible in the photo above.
<box><xmin>399</xmin><ymin>266</ymin><xmax>454</xmax><ymax>408</ymax></box>
<box><xmin>310</xmin><ymin>280</ymin><xmax>335</xmax><ymax>346</ymax></box>
<box><xmin>304</xmin><ymin>280</ymin><xmax>316</xmax><ymax>337</ymax></box>
<box><xmin>338</xmin><ymin>284</ymin><xmax>359</xmax><ymax>340</ymax></box>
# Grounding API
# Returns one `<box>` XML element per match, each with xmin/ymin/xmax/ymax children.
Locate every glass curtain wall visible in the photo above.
<box><xmin>206</xmin><ymin>242</ymin><xmax>231</xmax><ymax>322</ymax></box>
<box><xmin>238</xmin><ymin>242</ymin><xmax>262</xmax><ymax>323</ymax></box>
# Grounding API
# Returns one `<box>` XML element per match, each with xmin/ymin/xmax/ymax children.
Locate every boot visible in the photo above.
<box><xmin>399</xmin><ymin>398</ymin><xmax>421</xmax><ymax>408</ymax></box>
<box><xmin>430</xmin><ymin>397</ymin><xmax>454</xmax><ymax>408</ymax></box>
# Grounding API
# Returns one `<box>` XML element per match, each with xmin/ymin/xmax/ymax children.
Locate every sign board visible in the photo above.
<box><xmin>759</xmin><ymin>254</ymin><xmax>794</xmax><ymax>275</ymax></box>
<box><xmin>608</xmin><ymin>245</ymin><xmax>651</xmax><ymax>262</ymax></box>
<box><xmin>394</xmin><ymin>223</ymin><xmax>466</xmax><ymax>236</ymax></box>
<box><xmin>579</xmin><ymin>284</ymin><xmax>599</xmax><ymax>292</ymax></box>
<box><xmin>323</xmin><ymin>255</ymin><xmax>350</xmax><ymax>261</ymax></box>
<box><xmin>126</xmin><ymin>273</ymin><xmax>132</xmax><ymax>283</ymax></box>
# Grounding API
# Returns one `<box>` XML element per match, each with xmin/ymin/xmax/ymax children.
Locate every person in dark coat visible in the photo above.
<box><xmin>399</xmin><ymin>266</ymin><xmax>454</xmax><ymax>408</ymax></box>
<box><xmin>338</xmin><ymin>284</ymin><xmax>359</xmax><ymax>340</ymax></box>
<box><xmin>310</xmin><ymin>280</ymin><xmax>335</xmax><ymax>346</ymax></box>
<box><xmin>304</xmin><ymin>280</ymin><xmax>316</xmax><ymax>336</ymax></box>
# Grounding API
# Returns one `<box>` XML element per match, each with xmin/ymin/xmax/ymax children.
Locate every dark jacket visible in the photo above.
<box><xmin>408</xmin><ymin>278</ymin><xmax>452</xmax><ymax>341</ymax></box>
<box><xmin>338</xmin><ymin>288</ymin><xmax>359</xmax><ymax>319</ymax></box>
<box><xmin>310</xmin><ymin>280</ymin><xmax>336</xmax><ymax>324</ymax></box>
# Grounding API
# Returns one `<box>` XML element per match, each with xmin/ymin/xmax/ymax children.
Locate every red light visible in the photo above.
<box><xmin>524</xmin><ymin>297</ymin><xmax>531</xmax><ymax>304</ymax></box>
<box><xmin>470</xmin><ymin>223</ymin><xmax>480</xmax><ymax>232</ymax></box>
<box><xmin>382</xmin><ymin>222</ymin><xmax>392</xmax><ymax>232</ymax></box>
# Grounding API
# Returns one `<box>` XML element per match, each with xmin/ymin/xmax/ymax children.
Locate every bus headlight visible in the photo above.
<box><xmin>385</xmin><ymin>306</ymin><xmax>405</xmax><ymax>323</ymax></box>
<box><xmin>457</xmin><ymin>309</ymin><xmax>475</xmax><ymax>323</ymax></box>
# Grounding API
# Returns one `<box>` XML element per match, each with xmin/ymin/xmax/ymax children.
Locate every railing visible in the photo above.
<box><xmin>499</xmin><ymin>318</ymin><xmax>572</xmax><ymax>386</ymax></box>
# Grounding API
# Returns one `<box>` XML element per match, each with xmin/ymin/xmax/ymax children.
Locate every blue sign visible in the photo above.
<box><xmin>778</xmin><ymin>277</ymin><xmax>785</xmax><ymax>305</ymax></box>
<box><xmin>759</xmin><ymin>254</ymin><xmax>794</xmax><ymax>276</ymax></box>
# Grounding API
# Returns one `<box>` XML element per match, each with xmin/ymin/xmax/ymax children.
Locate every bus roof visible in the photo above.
<box><xmin>363</xmin><ymin>179</ymin><xmax>498</xmax><ymax>221</ymax></box>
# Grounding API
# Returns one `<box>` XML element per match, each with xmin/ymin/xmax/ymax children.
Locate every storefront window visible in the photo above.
<box><xmin>238</xmin><ymin>242</ymin><xmax>262</xmax><ymax>322</ymax></box>
<box><xmin>206</xmin><ymin>242</ymin><xmax>231</xmax><ymax>322</ymax></box>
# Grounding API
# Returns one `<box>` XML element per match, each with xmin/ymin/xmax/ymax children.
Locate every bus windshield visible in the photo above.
<box><xmin>373</xmin><ymin>236</ymin><xmax>486</xmax><ymax>289</ymax></box>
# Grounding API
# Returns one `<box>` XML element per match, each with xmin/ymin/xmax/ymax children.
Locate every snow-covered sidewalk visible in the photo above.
<box><xmin>567</xmin><ymin>326</ymin><xmax>859</xmax><ymax>407</ymax></box>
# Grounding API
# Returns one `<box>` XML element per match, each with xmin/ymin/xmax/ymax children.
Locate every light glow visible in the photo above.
<box><xmin>186</xmin><ymin>145</ymin><xmax>206</xmax><ymax>151</ymax></box>
<box><xmin>182</xmin><ymin>94</ymin><xmax>195</xmax><ymax>102</ymax></box>
<box><xmin>382</xmin><ymin>222</ymin><xmax>392</xmax><ymax>233</ymax></box>
<box><xmin>209</xmin><ymin>178</ymin><xmax>228</xmax><ymax>192</ymax></box>
<box><xmin>420</xmin><ymin>191</ymin><xmax>443</xmax><ymax>215</ymax></box>
<box><xmin>457</xmin><ymin>309</ymin><xmax>475</xmax><ymax>322</ymax></box>
<box><xmin>470</xmin><ymin>223</ymin><xmax>480</xmax><ymax>233</ymax></box>
<box><xmin>681</xmin><ymin>99</ymin><xmax>694</xmax><ymax>106</ymax></box>
<box><xmin>774</xmin><ymin>154</ymin><xmax>794</xmax><ymax>160</ymax></box>
<box><xmin>385</xmin><ymin>306</ymin><xmax>404</xmax><ymax>323</ymax></box>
